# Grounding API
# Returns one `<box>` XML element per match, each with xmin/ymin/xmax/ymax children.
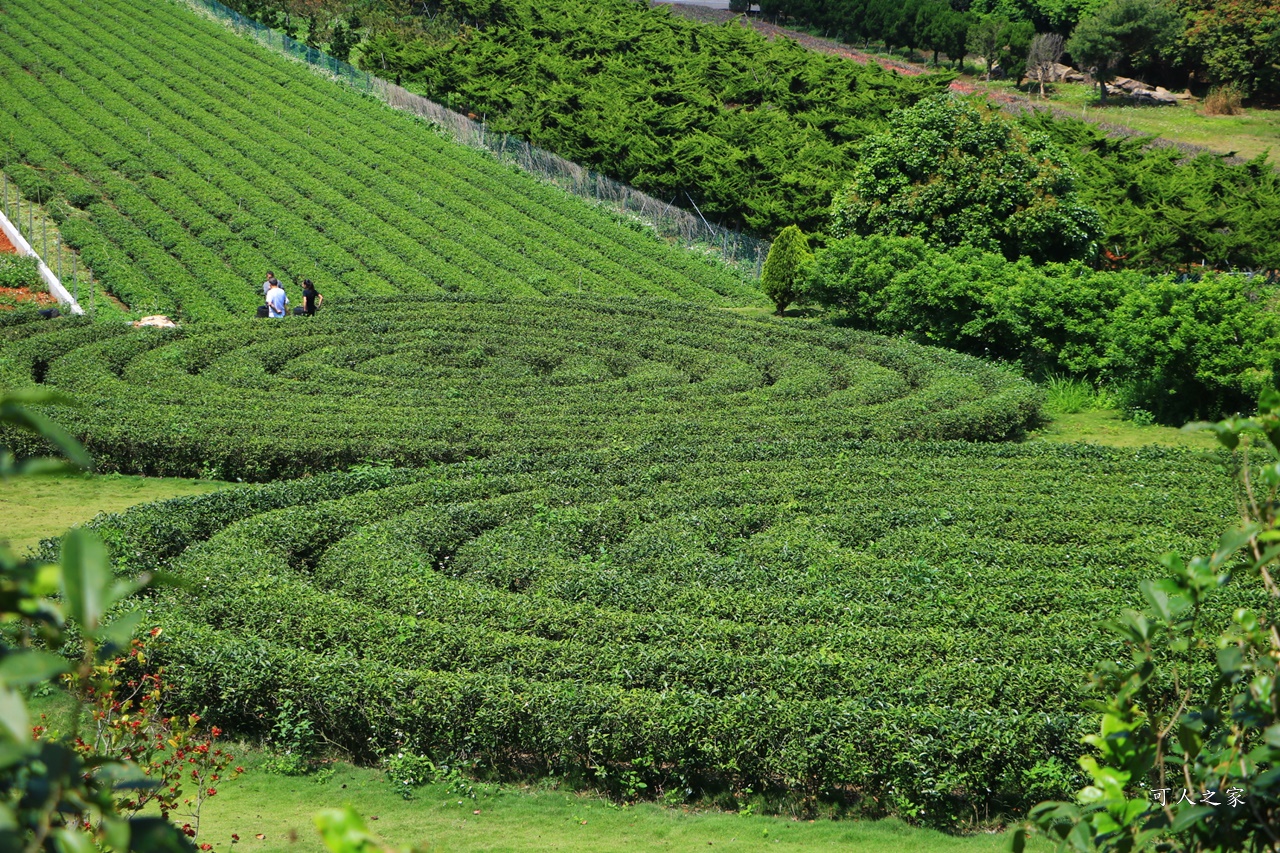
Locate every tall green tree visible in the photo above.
<box><xmin>761</xmin><ymin>225</ymin><xmax>813</xmax><ymax>315</ymax></box>
<box><xmin>917</xmin><ymin>2</ymin><xmax>973</xmax><ymax>66</ymax></box>
<box><xmin>967</xmin><ymin>14</ymin><xmax>1010</xmax><ymax>79</ymax></box>
<box><xmin>830</xmin><ymin>95</ymin><xmax>1101</xmax><ymax>263</ymax></box>
<box><xmin>1179</xmin><ymin>0</ymin><xmax>1280</xmax><ymax>99</ymax></box>
<box><xmin>1066</xmin><ymin>0</ymin><xmax>1181</xmax><ymax>103</ymax></box>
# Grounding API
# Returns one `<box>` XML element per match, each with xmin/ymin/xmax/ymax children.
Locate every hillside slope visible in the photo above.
<box><xmin>0</xmin><ymin>0</ymin><xmax>761</xmax><ymax>321</ymax></box>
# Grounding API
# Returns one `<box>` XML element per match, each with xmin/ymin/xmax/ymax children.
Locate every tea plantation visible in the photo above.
<box><xmin>0</xmin><ymin>297</ymin><xmax>1040</xmax><ymax>479</ymax></box>
<box><xmin>0</xmin><ymin>0</ymin><xmax>759</xmax><ymax>320</ymax></box>
<box><xmin>0</xmin><ymin>0</ymin><xmax>1256</xmax><ymax>838</ymax></box>
<box><xmin>84</xmin><ymin>440</ymin><xmax>1246</xmax><ymax>823</ymax></box>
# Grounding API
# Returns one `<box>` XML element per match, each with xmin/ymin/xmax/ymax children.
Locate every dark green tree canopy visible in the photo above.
<box><xmin>830</xmin><ymin>95</ymin><xmax>1101</xmax><ymax>264</ymax></box>
<box><xmin>1066</xmin><ymin>0</ymin><xmax>1181</xmax><ymax>101</ymax></box>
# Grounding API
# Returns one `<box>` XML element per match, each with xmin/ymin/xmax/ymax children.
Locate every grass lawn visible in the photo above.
<box><xmin>196</xmin><ymin>753</ymin><xmax>1042</xmax><ymax>853</ymax></box>
<box><xmin>0</xmin><ymin>472</ymin><xmax>225</xmax><ymax>554</ymax></box>
<box><xmin>970</xmin><ymin>77</ymin><xmax>1279</xmax><ymax>163</ymax></box>
<box><xmin>1030</xmin><ymin>410</ymin><xmax>1224</xmax><ymax>451</ymax></box>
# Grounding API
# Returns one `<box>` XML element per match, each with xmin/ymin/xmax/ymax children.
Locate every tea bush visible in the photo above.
<box><xmin>81</xmin><ymin>439</ymin><xmax>1249</xmax><ymax>824</ymax></box>
<box><xmin>0</xmin><ymin>295</ymin><xmax>1043</xmax><ymax>479</ymax></box>
<box><xmin>0</xmin><ymin>0</ymin><xmax>759</xmax><ymax>321</ymax></box>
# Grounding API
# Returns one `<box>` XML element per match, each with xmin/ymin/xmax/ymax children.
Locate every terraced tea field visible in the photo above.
<box><xmin>89</xmin><ymin>439</ymin><xmax>1243</xmax><ymax>823</ymax></box>
<box><xmin>0</xmin><ymin>297</ymin><xmax>1040</xmax><ymax>478</ymax></box>
<box><xmin>0</xmin><ymin>0</ymin><xmax>759</xmax><ymax>320</ymax></box>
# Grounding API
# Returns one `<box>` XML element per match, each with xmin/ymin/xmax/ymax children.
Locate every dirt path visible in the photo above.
<box><xmin>0</xmin><ymin>228</ymin><xmax>17</xmax><ymax>255</ymax></box>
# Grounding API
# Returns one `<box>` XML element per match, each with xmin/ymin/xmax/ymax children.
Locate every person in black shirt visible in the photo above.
<box><xmin>300</xmin><ymin>279</ymin><xmax>322</xmax><ymax>316</ymax></box>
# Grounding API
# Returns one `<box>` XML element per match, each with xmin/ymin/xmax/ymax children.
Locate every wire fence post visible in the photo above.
<box><xmin>72</xmin><ymin>253</ymin><xmax>78</xmax><ymax>304</ymax></box>
<box><xmin>56</xmin><ymin>235</ymin><xmax>61</xmax><ymax>283</ymax></box>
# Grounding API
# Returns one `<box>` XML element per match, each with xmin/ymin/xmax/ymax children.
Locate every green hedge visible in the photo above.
<box><xmin>805</xmin><ymin>233</ymin><xmax>1280</xmax><ymax>422</ymax></box>
<box><xmin>0</xmin><ymin>295</ymin><xmax>1043</xmax><ymax>479</ymax></box>
<box><xmin>81</xmin><ymin>440</ymin><xmax>1249</xmax><ymax>823</ymax></box>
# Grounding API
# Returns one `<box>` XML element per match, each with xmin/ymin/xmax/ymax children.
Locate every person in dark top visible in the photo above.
<box><xmin>301</xmin><ymin>279</ymin><xmax>322</xmax><ymax>316</ymax></box>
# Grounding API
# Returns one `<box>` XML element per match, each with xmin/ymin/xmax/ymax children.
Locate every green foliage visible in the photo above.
<box><xmin>0</xmin><ymin>296</ymin><xmax>1043</xmax><ymax>479</ymax></box>
<box><xmin>0</xmin><ymin>256</ymin><xmax>41</xmax><ymax>291</ymax></box>
<box><xmin>1019</xmin><ymin>391</ymin><xmax>1280</xmax><ymax>852</ymax></box>
<box><xmin>82</xmin><ymin>439</ymin><xmax>1236</xmax><ymax>825</ymax></box>
<box><xmin>0</xmin><ymin>0</ymin><xmax>757</xmax><ymax>322</ymax></box>
<box><xmin>830</xmin><ymin>96</ymin><xmax>1101</xmax><ymax>264</ymax></box>
<box><xmin>358</xmin><ymin>0</ymin><xmax>951</xmax><ymax>236</ymax></box>
<box><xmin>760</xmin><ymin>225</ymin><xmax>812</xmax><ymax>314</ymax></box>
<box><xmin>1044</xmin><ymin>376</ymin><xmax>1110</xmax><ymax>414</ymax></box>
<box><xmin>803</xmin><ymin>233</ymin><xmax>1280</xmax><ymax>422</ymax></box>
<box><xmin>1104</xmin><ymin>273</ymin><xmax>1280</xmax><ymax>422</ymax></box>
<box><xmin>1179</xmin><ymin>0</ymin><xmax>1280</xmax><ymax>98</ymax></box>
<box><xmin>1022</xmin><ymin>112</ymin><xmax>1280</xmax><ymax>271</ymax></box>
<box><xmin>0</xmin><ymin>391</ymin><xmax>194</xmax><ymax>852</ymax></box>
<box><xmin>262</xmin><ymin>696</ymin><xmax>320</xmax><ymax>776</ymax></box>
<box><xmin>1065</xmin><ymin>0</ymin><xmax>1181</xmax><ymax>102</ymax></box>
<box><xmin>968</xmin><ymin>15</ymin><xmax>1035</xmax><ymax>81</ymax></box>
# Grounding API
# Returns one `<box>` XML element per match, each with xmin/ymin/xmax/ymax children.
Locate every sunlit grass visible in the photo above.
<box><xmin>0</xmin><ymin>471</ymin><xmax>225</xmax><ymax>554</ymax></box>
<box><xmin>970</xmin><ymin>77</ymin><xmax>1278</xmax><ymax>162</ymax></box>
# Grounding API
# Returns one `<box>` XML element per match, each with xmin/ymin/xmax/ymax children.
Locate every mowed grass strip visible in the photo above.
<box><xmin>0</xmin><ymin>472</ymin><xmax>224</xmax><ymax>555</ymax></box>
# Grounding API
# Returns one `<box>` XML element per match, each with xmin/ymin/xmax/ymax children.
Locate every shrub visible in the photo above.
<box><xmin>0</xmin><ymin>254</ymin><xmax>40</xmax><ymax>290</ymax></box>
<box><xmin>804</xmin><ymin>233</ymin><xmax>1280</xmax><ymax>422</ymax></box>
<box><xmin>1203</xmin><ymin>84</ymin><xmax>1245</xmax><ymax>116</ymax></box>
<box><xmin>760</xmin><ymin>225</ymin><xmax>812</xmax><ymax>315</ymax></box>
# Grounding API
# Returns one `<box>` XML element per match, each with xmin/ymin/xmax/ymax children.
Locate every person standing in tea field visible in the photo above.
<box><xmin>300</xmin><ymin>279</ymin><xmax>322</xmax><ymax>316</ymax></box>
<box><xmin>266</xmin><ymin>278</ymin><xmax>289</xmax><ymax>318</ymax></box>
<box><xmin>262</xmin><ymin>271</ymin><xmax>281</xmax><ymax>299</ymax></box>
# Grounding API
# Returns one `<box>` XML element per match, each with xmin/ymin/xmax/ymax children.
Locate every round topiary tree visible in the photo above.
<box><xmin>760</xmin><ymin>225</ymin><xmax>812</xmax><ymax>315</ymax></box>
<box><xmin>830</xmin><ymin>95</ymin><xmax>1101</xmax><ymax>264</ymax></box>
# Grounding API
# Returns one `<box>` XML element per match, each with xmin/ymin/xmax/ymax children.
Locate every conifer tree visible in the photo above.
<box><xmin>761</xmin><ymin>225</ymin><xmax>812</xmax><ymax>315</ymax></box>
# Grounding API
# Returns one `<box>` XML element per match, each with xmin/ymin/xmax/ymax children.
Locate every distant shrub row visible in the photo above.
<box><xmin>804</xmin><ymin>233</ymin><xmax>1280</xmax><ymax>422</ymax></box>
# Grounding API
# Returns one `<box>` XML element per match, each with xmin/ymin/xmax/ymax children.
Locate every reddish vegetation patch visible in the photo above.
<box><xmin>0</xmin><ymin>286</ymin><xmax>57</xmax><ymax>309</ymax></box>
<box><xmin>0</xmin><ymin>229</ymin><xmax>17</xmax><ymax>254</ymax></box>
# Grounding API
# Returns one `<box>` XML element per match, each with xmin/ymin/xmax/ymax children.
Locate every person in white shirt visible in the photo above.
<box><xmin>266</xmin><ymin>280</ymin><xmax>289</xmax><ymax>318</ymax></box>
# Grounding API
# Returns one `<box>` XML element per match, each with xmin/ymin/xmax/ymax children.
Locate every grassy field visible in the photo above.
<box><xmin>0</xmin><ymin>472</ymin><xmax>224</xmax><ymax>554</ymax></box>
<box><xmin>970</xmin><ymin>77</ymin><xmax>1279</xmax><ymax>163</ymax></box>
<box><xmin>1031</xmin><ymin>410</ymin><xmax>1223</xmax><ymax>450</ymax></box>
<box><xmin>198</xmin><ymin>754</ymin><xmax>1042</xmax><ymax>853</ymax></box>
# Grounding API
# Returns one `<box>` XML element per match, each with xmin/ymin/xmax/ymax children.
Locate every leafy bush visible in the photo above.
<box><xmin>804</xmin><ymin>233</ymin><xmax>1280</xmax><ymax>422</ymax></box>
<box><xmin>760</xmin><ymin>225</ymin><xmax>812</xmax><ymax>314</ymax></box>
<box><xmin>830</xmin><ymin>96</ymin><xmax>1101</xmax><ymax>264</ymax></box>
<box><xmin>0</xmin><ymin>255</ymin><xmax>40</xmax><ymax>290</ymax></box>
